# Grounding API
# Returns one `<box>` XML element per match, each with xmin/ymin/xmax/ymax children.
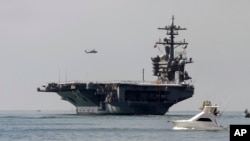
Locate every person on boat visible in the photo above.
<box><xmin>211</xmin><ymin>104</ymin><xmax>219</xmax><ymax>116</ymax></box>
<box><xmin>244</xmin><ymin>109</ymin><xmax>250</xmax><ymax>118</ymax></box>
<box><xmin>199</xmin><ymin>100</ymin><xmax>219</xmax><ymax>116</ymax></box>
<box><xmin>199</xmin><ymin>100</ymin><xmax>212</xmax><ymax>110</ymax></box>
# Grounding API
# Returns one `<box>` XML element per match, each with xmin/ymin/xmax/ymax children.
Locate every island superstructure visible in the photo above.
<box><xmin>37</xmin><ymin>16</ymin><xmax>194</xmax><ymax>115</ymax></box>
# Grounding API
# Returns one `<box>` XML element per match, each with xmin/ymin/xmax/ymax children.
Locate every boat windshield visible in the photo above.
<box><xmin>197</xmin><ymin>118</ymin><xmax>212</xmax><ymax>122</ymax></box>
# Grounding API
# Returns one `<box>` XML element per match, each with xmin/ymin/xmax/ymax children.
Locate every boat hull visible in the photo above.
<box><xmin>172</xmin><ymin>120</ymin><xmax>225</xmax><ymax>131</ymax></box>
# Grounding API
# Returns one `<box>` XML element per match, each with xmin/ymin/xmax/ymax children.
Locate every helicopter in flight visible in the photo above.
<box><xmin>84</xmin><ymin>49</ymin><xmax>98</xmax><ymax>54</ymax></box>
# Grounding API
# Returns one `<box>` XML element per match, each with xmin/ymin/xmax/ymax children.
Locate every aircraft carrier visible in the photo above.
<box><xmin>37</xmin><ymin>16</ymin><xmax>194</xmax><ymax>115</ymax></box>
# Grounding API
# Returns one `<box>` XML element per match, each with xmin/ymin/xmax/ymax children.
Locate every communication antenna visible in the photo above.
<box><xmin>58</xmin><ymin>67</ymin><xmax>61</xmax><ymax>83</ymax></box>
<box><xmin>65</xmin><ymin>68</ymin><xmax>68</xmax><ymax>82</ymax></box>
<box><xmin>142</xmin><ymin>68</ymin><xmax>145</xmax><ymax>82</ymax></box>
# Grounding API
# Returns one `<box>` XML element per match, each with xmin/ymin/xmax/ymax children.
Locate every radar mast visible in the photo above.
<box><xmin>152</xmin><ymin>16</ymin><xmax>193</xmax><ymax>83</ymax></box>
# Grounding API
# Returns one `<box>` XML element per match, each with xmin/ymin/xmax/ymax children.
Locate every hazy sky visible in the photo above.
<box><xmin>1</xmin><ymin>0</ymin><xmax>250</xmax><ymax>111</ymax></box>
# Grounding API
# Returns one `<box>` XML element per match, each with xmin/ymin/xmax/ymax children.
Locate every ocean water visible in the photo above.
<box><xmin>0</xmin><ymin>110</ymin><xmax>249</xmax><ymax>141</ymax></box>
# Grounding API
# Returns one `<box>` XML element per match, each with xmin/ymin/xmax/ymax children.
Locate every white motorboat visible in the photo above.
<box><xmin>171</xmin><ymin>105</ymin><xmax>226</xmax><ymax>130</ymax></box>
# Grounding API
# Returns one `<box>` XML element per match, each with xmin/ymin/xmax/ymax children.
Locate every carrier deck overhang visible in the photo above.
<box><xmin>37</xmin><ymin>81</ymin><xmax>194</xmax><ymax>115</ymax></box>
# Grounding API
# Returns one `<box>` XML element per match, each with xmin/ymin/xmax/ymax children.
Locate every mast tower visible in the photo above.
<box><xmin>152</xmin><ymin>16</ymin><xmax>193</xmax><ymax>83</ymax></box>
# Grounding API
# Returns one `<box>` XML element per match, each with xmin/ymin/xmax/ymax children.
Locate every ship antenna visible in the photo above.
<box><xmin>142</xmin><ymin>68</ymin><xmax>145</xmax><ymax>82</ymax></box>
<box><xmin>65</xmin><ymin>68</ymin><xmax>67</xmax><ymax>82</ymax></box>
<box><xmin>58</xmin><ymin>67</ymin><xmax>61</xmax><ymax>83</ymax></box>
<box><xmin>169</xmin><ymin>15</ymin><xmax>179</xmax><ymax>60</ymax></box>
<box><xmin>171</xmin><ymin>15</ymin><xmax>174</xmax><ymax>25</ymax></box>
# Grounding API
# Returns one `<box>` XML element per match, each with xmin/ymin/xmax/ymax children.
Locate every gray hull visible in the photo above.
<box><xmin>38</xmin><ymin>81</ymin><xmax>194</xmax><ymax>115</ymax></box>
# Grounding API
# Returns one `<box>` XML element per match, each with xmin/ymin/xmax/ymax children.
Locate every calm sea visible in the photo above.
<box><xmin>0</xmin><ymin>110</ymin><xmax>249</xmax><ymax>141</ymax></box>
